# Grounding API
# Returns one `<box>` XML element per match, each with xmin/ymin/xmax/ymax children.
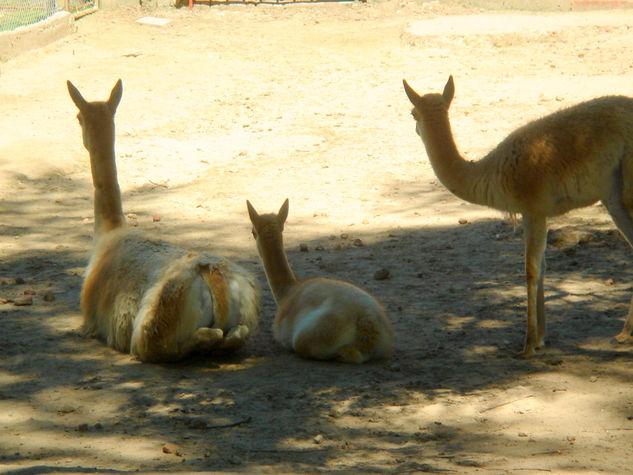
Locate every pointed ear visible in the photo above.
<box><xmin>67</xmin><ymin>80</ymin><xmax>88</xmax><ymax>111</ymax></box>
<box><xmin>402</xmin><ymin>79</ymin><xmax>422</xmax><ymax>108</ymax></box>
<box><xmin>246</xmin><ymin>200</ymin><xmax>259</xmax><ymax>225</ymax></box>
<box><xmin>442</xmin><ymin>75</ymin><xmax>455</xmax><ymax>107</ymax></box>
<box><xmin>278</xmin><ymin>199</ymin><xmax>289</xmax><ymax>228</ymax></box>
<box><xmin>107</xmin><ymin>79</ymin><xmax>123</xmax><ymax>113</ymax></box>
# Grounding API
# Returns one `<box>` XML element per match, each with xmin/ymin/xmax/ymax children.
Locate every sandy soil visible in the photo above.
<box><xmin>2</xmin><ymin>1</ymin><xmax>633</xmax><ymax>472</ymax></box>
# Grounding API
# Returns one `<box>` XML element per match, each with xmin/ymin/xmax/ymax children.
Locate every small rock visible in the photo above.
<box><xmin>13</xmin><ymin>296</ymin><xmax>32</xmax><ymax>306</ymax></box>
<box><xmin>589</xmin><ymin>375</ymin><xmax>598</xmax><ymax>383</ymax></box>
<box><xmin>313</xmin><ymin>434</ymin><xmax>324</xmax><ymax>445</ymax></box>
<box><xmin>15</xmin><ymin>277</ymin><xmax>25</xmax><ymax>284</ymax></box>
<box><xmin>94</xmin><ymin>422</ymin><xmax>104</xmax><ymax>430</ymax></box>
<box><xmin>458</xmin><ymin>218</ymin><xmax>468</xmax><ymax>225</ymax></box>
<box><xmin>23</xmin><ymin>289</ymin><xmax>36</xmax><ymax>295</ymax></box>
<box><xmin>77</xmin><ymin>423</ymin><xmax>89</xmax><ymax>432</ymax></box>
<box><xmin>42</xmin><ymin>290</ymin><xmax>55</xmax><ymax>302</ymax></box>
<box><xmin>315</xmin><ymin>245</ymin><xmax>324</xmax><ymax>251</ymax></box>
<box><xmin>605</xmin><ymin>278</ymin><xmax>614</xmax><ymax>286</ymax></box>
<box><xmin>374</xmin><ymin>268</ymin><xmax>390</xmax><ymax>280</ymax></box>
<box><xmin>353</xmin><ymin>238</ymin><xmax>364</xmax><ymax>247</ymax></box>
<box><xmin>299</xmin><ymin>243</ymin><xmax>309</xmax><ymax>252</ymax></box>
<box><xmin>163</xmin><ymin>442</ymin><xmax>183</xmax><ymax>456</ymax></box>
<box><xmin>152</xmin><ymin>215</ymin><xmax>161</xmax><ymax>222</ymax></box>
<box><xmin>340</xmin><ymin>233</ymin><xmax>349</xmax><ymax>240</ymax></box>
<box><xmin>518</xmin><ymin>432</ymin><xmax>528</xmax><ymax>438</ymax></box>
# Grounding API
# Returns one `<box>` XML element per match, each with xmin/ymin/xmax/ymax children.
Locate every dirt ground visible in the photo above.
<box><xmin>2</xmin><ymin>0</ymin><xmax>633</xmax><ymax>472</ymax></box>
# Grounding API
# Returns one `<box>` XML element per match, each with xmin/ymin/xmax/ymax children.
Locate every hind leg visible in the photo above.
<box><xmin>337</xmin><ymin>345</ymin><xmax>367</xmax><ymax>364</ymax></box>
<box><xmin>194</xmin><ymin>328</ymin><xmax>224</xmax><ymax>351</ymax></box>
<box><xmin>217</xmin><ymin>324</ymin><xmax>250</xmax><ymax>352</ymax></box>
<box><xmin>602</xmin><ymin>173</ymin><xmax>633</xmax><ymax>343</ymax></box>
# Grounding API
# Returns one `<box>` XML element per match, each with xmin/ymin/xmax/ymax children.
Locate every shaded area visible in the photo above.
<box><xmin>2</xmin><ymin>196</ymin><xmax>632</xmax><ymax>471</ymax></box>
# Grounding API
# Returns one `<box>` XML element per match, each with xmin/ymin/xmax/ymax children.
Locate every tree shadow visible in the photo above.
<box><xmin>1</xmin><ymin>173</ymin><xmax>633</xmax><ymax>472</ymax></box>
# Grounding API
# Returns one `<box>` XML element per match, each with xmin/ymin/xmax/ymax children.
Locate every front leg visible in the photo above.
<box><xmin>523</xmin><ymin>215</ymin><xmax>548</xmax><ymax>356</ymax></box>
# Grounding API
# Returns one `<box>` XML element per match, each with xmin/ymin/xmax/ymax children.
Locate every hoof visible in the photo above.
<box><xmin>195</xmin><ymin>327</ymin><xmax>224</xmax><ymax>351</ymax></box>
<box><xmin>614</xmin><ymin>331</ymin><xmax>633</xmax><ymax>344</ymax></box>
<box><xmin>219</xmin><ymin>325</ymin><xmax>250</xmax><ymax>351</ymax></box>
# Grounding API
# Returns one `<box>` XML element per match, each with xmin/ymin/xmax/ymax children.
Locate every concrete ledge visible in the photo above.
<box><xmin>0</xmin><ymin>10</ymin><xmax>76</xmax><ymax>62</ymax></box>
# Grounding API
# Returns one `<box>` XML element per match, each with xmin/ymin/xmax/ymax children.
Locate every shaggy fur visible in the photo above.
<box><xmin>68</xmin><ymin>79</ymin><xmax>259</xmax><ymax>362</ymax></box>
<box><xmin>403</xmin><ymin>75</ymin><xmax>633</xmax><ymax>355</ymax></box>
<box><xmin>247</xmin><ymin>199</ymin><xmax>393</xmax><ymax>363</ymax></box>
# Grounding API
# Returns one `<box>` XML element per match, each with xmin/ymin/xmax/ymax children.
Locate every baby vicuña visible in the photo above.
<box><xmin>247</xmin><ymin>199</ymin><xmax>393</xmax><ymax>363</ymax></box>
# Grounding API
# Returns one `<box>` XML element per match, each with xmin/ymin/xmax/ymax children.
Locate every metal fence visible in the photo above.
<box><xmin>0</xmin><ymin>0</ymin><xmax>94</xmax><ymax>32</ymax></box>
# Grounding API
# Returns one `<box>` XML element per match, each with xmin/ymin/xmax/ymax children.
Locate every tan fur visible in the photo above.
<box><xmin>403</xmin><ymin>75</ymin><xmax>633</xmax><ymax>355</ymax></box>
<box><xmin>247</xmin><ymin>199</ymin><xmax>393</xmax><ymax>363</ymax></box>
<box><xmin>68</xmin><ymin>80</ymin><xmax>260</xmax><ymax>362</ymax></box>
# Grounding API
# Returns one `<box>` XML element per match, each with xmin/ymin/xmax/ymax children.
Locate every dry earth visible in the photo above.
<box><xmin>2</xmin><ymin>1</ymin><xmax>633</xmax><ymax>473</ymax></box>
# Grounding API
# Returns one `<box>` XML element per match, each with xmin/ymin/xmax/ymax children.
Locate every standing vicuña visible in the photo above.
<box><xmin>403</xmin><ymin>75</ymin><xmax>633</xmax><ymax>356</ymax></box>
<box><xmin>247</xmin><ymin>199</ymin><xmax>393</xmax><ymax>363</ymax></box>
<box><xmin>68</xmin><ymin>79</ymin><xmax>259</xmax><ymax>362</ymax></box>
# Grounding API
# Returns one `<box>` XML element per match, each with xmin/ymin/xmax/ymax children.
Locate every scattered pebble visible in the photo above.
<box><xmin>313</xmin><ymin>434</ymin><xmax>324</xmax><ymax>445</ymax></box>
<box><xmin>340</xmin><ymin>233</ymin><xmax>349</xmax><ymax>240</ymax></box>
<box><xmin>604</xmin><ymin>278</ymin><xmax>614</xmax><ymax>286</ymax></box>
<box><xmin>299</xmin><ymin>243</ymin><xmax>309</xmax><ymax>252</ymax></box>
<box><xmin>24</xmin><ymin>289</ymin><xmax>36</xmax><ymax>295</ymax></box>
<box><xmin>458</xmin><ymin>218</ymin><xmax>468</xmax><ymax>225</ymax></box>
<box><xmin>315</xmin><ymin>245</ymin><xmax>324</xmax><ymax>251</ymax></box>
<box><xmin>374</xmin><ymin>268</ymin><xmax>390</xmax><ymax>280</ymax></box>
<box><xmin>353</xmin><ymin>238</ymin><xmax>364</xmax><ymax>247</ymax></box>
<box><xmin>77</xmin><ymin>423</ymin><xmax>89</xmax><ymax>432</ymax></box>
<box><xmin>153</xmin><ymin>214</ymin><xmax>161</xmax><ymax>222</ymax></box>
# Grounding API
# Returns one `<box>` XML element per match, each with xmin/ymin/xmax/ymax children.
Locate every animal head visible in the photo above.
<box><xmin>246</xmin><ymin>199</ymin><xmax>289</xmax><ymax>256</ymax></box>
<box><xmin>403</xmin><ymin>76</ymin><xmax>454</xmax><ymax>137</ymax></box>
<box><xmin>67</xmin><ymin>79</ymin><xmax>123</xmax><ymax>152</ymax></box>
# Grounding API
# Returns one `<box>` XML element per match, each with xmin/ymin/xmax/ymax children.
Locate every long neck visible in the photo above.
<box><xmin>88</xmin><ymin>128</ymin><xmax>124</xmax><ymax>238</ymax></box>
<box><xmin>421</xmin><ymin>113</ymin><xmax>490</xmax><ymax>207</ymax></box>
<box><xmin>258</xmin><ymin>235</ymin><xmax>298</xmax><ymax>304</ymax></box>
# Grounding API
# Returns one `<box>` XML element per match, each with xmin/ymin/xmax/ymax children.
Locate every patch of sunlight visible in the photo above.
<box><xmin>477</xmin><ymin>319</ymin><xmax>513</xmax><ymax>329</ymax></box>
<box><xmin>0</xmin><ymin>370</ymin><xmax>29</xmax><ymax>388</ymax></box>
<box><xmin>462</xmin><ymin>345</ymin><xmax>499</xmax><ymax>357</ymax></box>
<box><xmin>115</xmin><ymin>380</ymin><xmax>145</xmax><ymax>390</ymax></box>
<box><xmin>3</xmin><ymin>428</ymin><xmax>162</xmax><ymax>463</ymax></box>
<box><xmin>443</xmin><ymin>315</ymin><xmax>475</xmax><ymax>329</ymax></box>
<box><xmin>0</xmin><ymin>400</ymin><xmax>36</xmax><ymax>424</ymax></box>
